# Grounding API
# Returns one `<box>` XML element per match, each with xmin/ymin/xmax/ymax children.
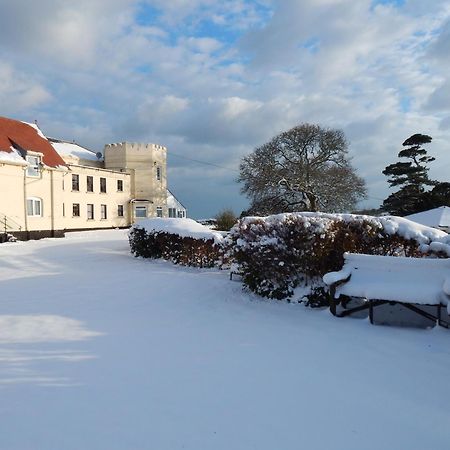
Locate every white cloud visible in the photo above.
<box><xmin>0</xmin><ymin>63</ymin><xmax>52</xmax><ymax>113</ymax></box>
<box><xmin>1</xmin><ymin>0</ymin><xmax>450</xmax><ymax>216</ymax></box>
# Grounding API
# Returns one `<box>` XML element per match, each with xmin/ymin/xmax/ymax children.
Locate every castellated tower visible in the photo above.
<box><xmin>103</xmin><ymin>142</ymin><xmax>167</xmax><ymax>219</ymax></box>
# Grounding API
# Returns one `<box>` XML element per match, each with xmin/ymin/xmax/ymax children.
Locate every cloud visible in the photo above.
<box><xmin>0</xmin><ymin>0</ymin><xmax>450</xmax><ymax>216</ymax></box>
<box><xmin>0</xmin><ymin>0</ymin><xmax>142</xmax><ymax>70</ymax></box>
<box><xmin>424</xmin><ymin>80</ymin><xmax>450</xmax><ymax>112</ymax></box>
<box><xmin>439</xmin><ymin>116</ymin><xmax>450</xmax><ymax>130</ymax></box>
<box><xmin>0</xmin><ymin>63</ymin><xmax>52</xmax><ymax>114</ymax></box>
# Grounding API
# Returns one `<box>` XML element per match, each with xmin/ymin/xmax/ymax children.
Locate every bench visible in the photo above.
<box><xmin>323</xmin><ymin>253</ymin><xmax>450</xmax><ymax>328</ymax></box>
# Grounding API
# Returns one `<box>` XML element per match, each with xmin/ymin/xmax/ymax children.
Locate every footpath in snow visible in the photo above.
<box><xmin>0</xmin><ymin>229</ymin><xmax>449</xmax><ymax>450</ymax></box>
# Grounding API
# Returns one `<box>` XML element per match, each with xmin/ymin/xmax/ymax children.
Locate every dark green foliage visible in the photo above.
<box><xmin>382</xmin><ymin>133</ymin><xmax>436</xmax><ymax>215</ymax></box>
<box><xmin>128</xmin><ymin>227</ymin><xmax>223</xmax><ymax>268</ymax></box>
<box><xmin>421</xmin><ymin>182</ymin><xmax>450</xmax><ymax>209</ymax></box>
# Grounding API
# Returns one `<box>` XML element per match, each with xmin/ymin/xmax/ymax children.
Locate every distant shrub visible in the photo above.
<box><xmin>129</xmin><ymin>227</ymin><xmax>224</xmax><ymax>268</ymax></box>
<box><xmin>214</xmin><ymin>209</ymin><xmax>238</xmax><ymax>231</ymax></box>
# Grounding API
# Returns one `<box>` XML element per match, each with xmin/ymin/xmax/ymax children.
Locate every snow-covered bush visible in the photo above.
<box><xmin>129</xmin><ymin>218</ymin><xmax>225</xmax><ymax>268</ymax></box>
<box><xmin>0</xmin><ymin>233</ymin><xmax>16</xmax><ymax>243</ymax></box>
<box><xmin>227</xmin><ymin>212</ymin><xmax>444</xmax><ymax>300</ymax></box>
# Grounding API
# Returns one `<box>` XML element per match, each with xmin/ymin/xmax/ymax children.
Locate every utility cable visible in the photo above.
<box><xmin>168</xmin><ymin>151</ymin><xmax>239</xmax><ymax>173</ymax></box>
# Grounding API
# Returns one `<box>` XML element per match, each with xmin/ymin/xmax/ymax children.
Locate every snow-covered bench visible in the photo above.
<box><xmin>323</xmin><ymin>253</ymin><xmax>450</xmax><ymax>328</ymax></box>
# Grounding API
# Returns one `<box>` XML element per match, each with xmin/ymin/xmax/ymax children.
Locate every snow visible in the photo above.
<box><xmin>1</xmin><ymin>230</ymin><xmax>450</xmax><ymax>449</ymax></box>
<box><xmin>324</xmin><ymin>253</ymin><xmax>450</xmax><ymax>307</ymax></box>
<box><xmin>323</xmin><ymin>268</ymin><xmax>352</xmax><ymax>285</ymax></box>
<box><xmin>133</xmin><ymin>217</ymin><xmax>223</xmax><ymax>242</ymax></box>
<box><xmin>51</xmin><ymin>141</ymin><xmax>99</xmax><ymax>161</ymax></box>
<box><xmin>0</xmin><ymin>147</ymin><xmax>27</xmax><ymax>165</ymax></box>
<box><xmin>0</xmin><ymin>315</ymin><xmax>102</xmax><ymax>344</ymax></box>
<box><xmin>21</xmin><ymin>121</ymin><xmax>46</xmax><ymax>139</ymax></box>
<box><xmin>236</xmin><ymin>211</ymin><xmax>447</xmax><ymax>244</ymax></box>
<box><xmin>406</xmin><ymin>206</ymin><xmax>450</xmax><ymax>229</ymax></box>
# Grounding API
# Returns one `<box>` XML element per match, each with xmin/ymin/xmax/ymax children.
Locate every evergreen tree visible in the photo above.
<box><xmin>382</xmin><ymin>134</ymin><xmax>435</xmax><ymax>215</ymax></box>
<box><xmin>422</xmin><ymin>182</ymin><xmax>450</xmax><ymax>209</ymax></box>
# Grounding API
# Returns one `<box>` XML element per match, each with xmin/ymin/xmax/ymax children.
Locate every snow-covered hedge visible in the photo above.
<box><xmin>129</xmin><ymin>215</ymin><xmax>449</xmax><ymax>302</ymax></box>
<box><xmin>226</xmin><ymin>212</ymin><xmax>446</xmax><ymax>300</ymax></box>
<box><xmin>129</xmin><ymin>218</ymin><xmax>225</xmax><ymax>268</ymax></box>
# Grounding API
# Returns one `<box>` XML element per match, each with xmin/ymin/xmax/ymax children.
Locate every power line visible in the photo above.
<box><xmin>168</xmin><ymin>151</ymin><xmax>386</xmax><ymax>202</ymax></box>
<box><xmin>168</xmin><ymin>151</ymin><xmax>239</xmax><ymax>173</ymax></box>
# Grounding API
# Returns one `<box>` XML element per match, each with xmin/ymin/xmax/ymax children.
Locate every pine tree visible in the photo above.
<box><xmin>382</xmin><ymin>134</ymin><xmax>435</xmax><ymax>215</ymax></box>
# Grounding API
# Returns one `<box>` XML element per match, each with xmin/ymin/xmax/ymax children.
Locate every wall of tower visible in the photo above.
<box><xmin>104</xmin><ymin>142</ymin><xmax>168</xmax><ymax>218</ymax></box>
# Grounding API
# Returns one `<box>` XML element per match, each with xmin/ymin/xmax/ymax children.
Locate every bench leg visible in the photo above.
<box><xmin>329</xmin><ymin>285</ymin><xmax>337</xmax><ymax>316</ymax></box>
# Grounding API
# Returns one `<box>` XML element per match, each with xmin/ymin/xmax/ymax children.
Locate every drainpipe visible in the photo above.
<box><xmin>50</xmin><ymin>169</ymin><xmax>55</xmax><ymax>237</ymax></box>
<box><xmin>23</xmin><ymin>166</ymin><xmax>29</xmax><ymax>239</ymax></box>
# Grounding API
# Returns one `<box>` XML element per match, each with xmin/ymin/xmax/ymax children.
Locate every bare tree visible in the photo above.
<box><xmin>214</xmin><ymin>208</ymin><xmax>238</xmax><ymax>231</ymax></box>
<box><xmin>238</xmin><ymin>123</ymin><xmax>367</xmax><ymax>214</ymax></box>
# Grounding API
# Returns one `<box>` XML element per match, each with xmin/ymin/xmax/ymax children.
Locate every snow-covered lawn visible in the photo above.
<box><xmin>0</xmin><ymin>229</ymin><xmax>449</xmax><ymax>450</ymax></box>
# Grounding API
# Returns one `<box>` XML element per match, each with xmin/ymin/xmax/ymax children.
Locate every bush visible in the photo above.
<box><xmin>128</xmin><ymin>227</ymin><xmax>224</xmax><ymax>268</ymax></box>
<box><xmin>214</xmin><ymin>209</ymin><xmax>238</xmax><ymax>231</ymax></box>
<box><xmin>302</xmin><ymin>286</ymin><xmax>329</xmax><ymax>308</ymax></box>
<box><xmin>226</xmin><ymin>213</ymin><xmax>428</xmax><ymax>300</ymax></box>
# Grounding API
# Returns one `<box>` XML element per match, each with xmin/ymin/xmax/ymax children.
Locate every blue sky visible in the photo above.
<box><xmin>0</xmin><ymin>0</ymin><xmax>449</xmax><ymax>218</ymax></box>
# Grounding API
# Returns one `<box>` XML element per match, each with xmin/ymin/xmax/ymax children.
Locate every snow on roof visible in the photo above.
<box><xmin>132</xmin><ymin>218</ymin><xmax>223</xmax><ymax>242</ymax></box>
<box><xmin>49</xmin><ymin>139</ymin><xmax>100</xmax><ymax>162</ymax></box>
<box><xmin>0</xmin><ymin>146</ymin><xmax>27</xmax><ymax>165</ymax></box>
<box><xmin>406</xmin><ymin>206</ymin><xmax>450</xmax><ymax>228</ymax></box>
<box><xmin>167</xmin><ymin>189</ymin><xmax>187</xmax><ymax>210</ymax></box>
<box><xmin>21</xmin><ymin>121</ymin><xmax>47</xmax><ymax>139</ymax></box>
<box><xmin>0</xmin><ymin>116</ymin><xmax>66</xmax><ymax>168</ymax></box>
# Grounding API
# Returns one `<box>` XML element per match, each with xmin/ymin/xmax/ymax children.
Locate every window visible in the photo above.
<box><xmin>156</xmin><ymin>166</ymin><xmax>161</xmax><ymax>181</ymax></box>
<box><xmin>26</xmin><ymin>197</ymin><xmax>42</xmax><ymax>216</ymax></box>
<box><xmin>117</xmin><ymin>180</ymin><xmax>123</xmax><ymax>192</ymax></box>
<box><xmin>156</xmin><ymin>206</ymin><xmax>163</xmax><ymax>218</ymax></box>
<box><xmin>87</xmin><ymin>176</ymin><xmax>94</xmax><ymax>192</ymax></box>
<box><xmin>87</xmin><ymin>204</ymin><xmax>94</xmax><ymax>220</ymax></box>
<box><xmin>101</xmin><ymin>204</ymin><xmax>107</xmax><ymax>220</ymax></box>
<box><xmin>72</xmin><ymin>174</ymin><xmax>79</xmax><ymax>191</ymax></box>
<box><xmin>118</xmin><ymin>205</ymin><xmax>124</xmax><ymax>217</ymax></box>
<box><xmin>177</xmin><ymin>210</ymin><xmax>185</xmax><ymax>218</ymax></box>
<box><xmin>168</xmin><ymin>208</ymin><xmax>176</xmax><ymax>218</ymax></box>
<box><xmin>100</xmin><ymin>177</ymin><xmax>107</xmax><ymax>193</ymax></box>
<box><xmin>26</xmin><ymin>155</ymin><xmax>41</xmax><ymax>177</ymax></box>
<box><xmin>73</xmin><ymin>203</ymin><xmax>80</xmax><ymax>217</ymax></box>
<box><xmin>135</xmin><ymin>206</ymin><xmax>147</xmax><ymax>218</ymax></box>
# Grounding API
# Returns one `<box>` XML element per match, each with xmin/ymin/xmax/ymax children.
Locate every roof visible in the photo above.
<box><xmin>406</xmin><ymin>206</ymin><xmax>450</xmax><ymax>228</ymax></box>
<box><xmin>167</xmin><ymin>189</ymin><xmax>187</xmax><ymax>210</ymax></box>
<box><xmin>0</xmin><ymin>116</ymin><xmax>66</xmax><ymax>168</ymax></box>
<box><xmin>48</xmin><ymin>138</ymin><xmax>100</xmax><ymax>162</ymax></box>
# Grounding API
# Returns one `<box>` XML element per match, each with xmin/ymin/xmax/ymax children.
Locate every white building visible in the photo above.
<box><xmin>167</xmin><ymin>189</ymin><xmax>187</xmax><ymax>218</ymax></box>
<box><xmin>0</xmin><ymin>116</ymin><xmax>186</xmax><ymax>240</ymax></box>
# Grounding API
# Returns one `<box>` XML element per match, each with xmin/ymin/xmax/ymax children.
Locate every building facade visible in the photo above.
<box><xmin>0</xmin><ymin>116</ymin><xmax>185</xmax><ymax>240</ymax></box>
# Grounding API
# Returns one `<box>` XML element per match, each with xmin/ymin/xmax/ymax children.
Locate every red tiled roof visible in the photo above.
<box><xmin>0</xmin><ymin>116</ymin><xmax>66</xmax><ymax>168</ymax></box>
